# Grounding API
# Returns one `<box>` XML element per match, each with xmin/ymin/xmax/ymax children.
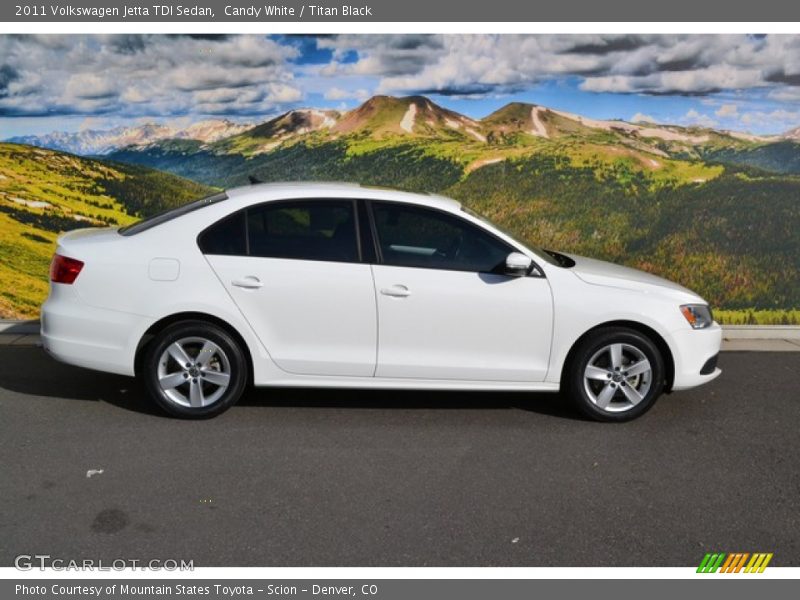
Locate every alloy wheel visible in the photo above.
<box><xmin>582</xmin><ymin>342</ymin><xmax>653</xmax><ymax>413</ymax></box>
<box><xmin>156</xmin><ymin>336</ymin><xmax>231</xmax><ymax>408</ymax></box>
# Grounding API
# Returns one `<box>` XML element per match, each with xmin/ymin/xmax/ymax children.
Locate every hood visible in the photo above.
<box><xmin>564</xmin><ymin>253</ymin><xmax>704</xmax><ymax>302</ymax></box>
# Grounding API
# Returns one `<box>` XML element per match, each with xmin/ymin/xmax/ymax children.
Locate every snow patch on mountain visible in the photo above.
<box><xmin>465</xmin><ymin>127</ymin><xmax>487</xmax><ymax>142</ymax></box>
<box><xmin>551</xmin><ymin>109</ymin><xmax>709</xmax><ymax>143</ymax></box>
<box><xmin>400</xmin><ymin>103</ymin><xmax>417</xmax><ymax>133</ymax></box>
<box><xmin>312</xmin><ymin>110</ymin><xmax>337</xmax><ymax>129</ymax></box>
<box><xmin>530</xmin><ymin>107</ymin><xmax>549</xmax><ymax>138</ymax></box>
<box><xmin>7</xmin><ymin>119</ymin><xmax>253</xmax><ymax>155</ymax></box>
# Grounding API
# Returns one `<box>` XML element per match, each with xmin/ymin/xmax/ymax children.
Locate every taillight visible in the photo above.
<box><xmin>49</xmin><ymin>254</ymin><xmax>84</xmax><ymax>284</ymax></box>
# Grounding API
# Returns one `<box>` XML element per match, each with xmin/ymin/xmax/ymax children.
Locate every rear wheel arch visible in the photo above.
<box><xmin>560</xmin><ymin>320</ymin><xmax>675</xmax><ymax>393</ymax></box>
<box><xmin>135</xmin><ymin>312</ymin><xmax>254</xmax><ymax>385</ymax></box>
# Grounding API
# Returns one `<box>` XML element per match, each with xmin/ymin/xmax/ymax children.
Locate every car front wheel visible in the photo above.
<box><xmin>142</xmin><ymin>320</ymin><xmax>248</xmax><ymax>418</ymax></box>
<box><xmin>566</xmin><ymin>327</ymin><xmax>665</xmax><ymax>422</ymax></box>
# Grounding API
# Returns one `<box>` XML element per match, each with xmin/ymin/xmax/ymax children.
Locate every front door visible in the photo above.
<box><xmin>369</xmin><ymin>201</ymin><xmax>553</xmax><ymax>381</ymax></box>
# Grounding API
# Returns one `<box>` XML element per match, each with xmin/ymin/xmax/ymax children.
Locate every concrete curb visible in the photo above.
<box><xmin>1</xmin><ymin>320</ymin><xmax>799</xmax><ymax>351</ymax></box>
<box><xmin>722</xmin><ymin>325</ymin><xmax>800</xmax><ymax>340</ymax></box>
<box><xmin>0</xmin><ymin>320</ymin><xmax>39</xmax><ymax>334</ymax></box>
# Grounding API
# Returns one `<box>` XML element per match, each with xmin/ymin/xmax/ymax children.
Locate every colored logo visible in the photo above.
<box><xmin>697</xmin><ymin>553</ymin><xmax>773</xmax><ymax>573</ymax></box>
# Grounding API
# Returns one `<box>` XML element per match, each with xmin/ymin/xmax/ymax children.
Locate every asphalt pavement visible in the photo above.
<box><xmin>0</xmin><ymin>347</ymin><xmax>798</xmax><ymax>567</ymax></box>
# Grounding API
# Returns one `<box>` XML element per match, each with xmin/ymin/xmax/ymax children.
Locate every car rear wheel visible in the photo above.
<box><xmin>142</xmin><ymin>320</ymin><xmax>247</xmax><ymax>418</ymax></box>
<box><xmin>566</xmin><ymin>327</ymin><xmax>665</xmax><ymax>422</ymax></box>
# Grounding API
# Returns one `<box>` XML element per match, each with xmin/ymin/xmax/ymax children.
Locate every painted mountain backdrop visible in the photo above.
<box><xmin>7</xmin><ymin>119</ymin><xmax>253</xmax><ymax>156</ymax></box>
<box><xmin>2</xmin><ymin>95</ymin><xmax>799</xmax><ymax>322</ymax></box>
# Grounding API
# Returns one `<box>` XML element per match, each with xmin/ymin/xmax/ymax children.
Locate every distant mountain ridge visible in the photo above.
<box><xmin>10</xmin><ymin>95</ymin><xmax>800</xmax><ymax>159</ymax></box>
<box><xmin>6</xmin><ymin>119</ymin><xmax>253</xmax><ymax>156</ymax></box>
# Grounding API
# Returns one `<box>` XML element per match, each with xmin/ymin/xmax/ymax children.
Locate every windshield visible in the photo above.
<box><xmin>460</xmin><ymin>206</ymin><xmax>561</xmax><ymax>267</ymax></box>
<box><xmin>119</xmin><ymin>192</ymin><xmax>228</xmax><ymax>236</ymax></box>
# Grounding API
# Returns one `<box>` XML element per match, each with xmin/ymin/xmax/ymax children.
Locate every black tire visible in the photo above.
<box><xmin>142</xmin><ymin>320</ymin><xmax>248</xmax><ymax>419</ymax></box>
<box><xmin>565</xmin><ymin>327</ymin><xmax>665</xmax><ymax>422</ymax></box>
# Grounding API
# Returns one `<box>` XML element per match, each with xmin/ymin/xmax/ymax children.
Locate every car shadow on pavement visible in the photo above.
<box><xmin>0</xmin><ymin>347</ymin><xmax>163</xmax><ymax>415</ymax></box>
<box><xmin>0</xmin><ymin>346</ymin><xmax>580</xmax><ymax>420</ymax></box>
<box><xmin>239</xmin><ymin>386</ymin><xmax>577</xmax><ymax>419</ymax></box>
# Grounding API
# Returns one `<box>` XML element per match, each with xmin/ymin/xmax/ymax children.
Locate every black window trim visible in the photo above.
<box><xmin>122</xmin><ymin>191</ymin><xmax>228</xmax><ymax>236</ymax></box>
<box><xmin>365</xmin><ymin>199</ymin><xmax>545</xmax><ymax>278</ymax></box>
<box><xmin>363</xmin><ymin>199</ymin><xmax>384</xmax><ymax>264</ymax></box>
<box><xmin>196</xmin><ymin>196</ymin><xmax>545</xmax><ymax>277</ymax></box>
<box><xmin>198</xmin><ymin>197</ymin><xmax>362</xmax><ymax>265</ymax></box>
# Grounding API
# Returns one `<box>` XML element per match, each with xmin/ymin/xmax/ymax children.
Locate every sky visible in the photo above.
<box><xmin>3</xmin><ymin>33</ymin><xmax>800</xmax><ymax>137</ymax></box>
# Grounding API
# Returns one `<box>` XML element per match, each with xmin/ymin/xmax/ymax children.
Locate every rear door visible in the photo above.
<box><xmin>201</xmin><ymin>199</ymin><xmax>377</xmax><ymax>377</ymax></box>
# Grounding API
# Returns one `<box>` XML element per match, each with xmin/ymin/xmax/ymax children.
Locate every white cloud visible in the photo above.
<box><xmin>0</xmin><ymin>35</ymin><xmax>301</xmax><ymax>118</ymax></box>
<box><xmin>631</xmin><ymin>113</ymin><xmax>658</xmax><ymax>124</ymax></box>
<box><xmin>739</xmin><ymin>109</ymin><xmax>800</xmax><ymax>131</ymax></box>
<box><xmin>324</xmin><ymin>87</ymin><xmax>370</xmax><ymax>101</ymax></box>
<box><xmin>767</xmin><ymin>86</ymin><xmax>800</xmax><ymax>102</ymax></box>
<box><xmin>6</xmin><ymin>34</ymin><xmax>800</xmax><ymax>124</ymax></box>
<box><xmin>681</xmin><ymin>109</ymin><xmax>718</xmax><ymax>128</ymax></box>
<box><xmin>315</xmin><ymin>34</ymin><xmax>800</xmax><ymax>99</ymax></box>
<box><xmin>715</xmin><ymin>103</ymin><xmax>739</xmax><ymax>118</ymax></box>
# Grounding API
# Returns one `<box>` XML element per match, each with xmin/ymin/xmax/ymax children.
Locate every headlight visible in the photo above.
<box><xmin>680</xmin><ymin>304</ymin><xmax>713</xmax><ymax>329</ymax></box>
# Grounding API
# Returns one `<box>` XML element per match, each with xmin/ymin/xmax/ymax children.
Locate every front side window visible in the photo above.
<box><xmin>371</xmin><ymin>202</ymin><xmax>512</xmax><ymax>273</ymax></box>
<box><xmin>247</xmin><ymin>200</ymin><xmax>358</xmax><ymax>263</ymax></box>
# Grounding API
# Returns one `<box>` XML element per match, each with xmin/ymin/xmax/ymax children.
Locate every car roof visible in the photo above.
<box><xmin>224</xmin><ymin>181</ymin><xmax>462</xmax><ymax>213</ymax></box>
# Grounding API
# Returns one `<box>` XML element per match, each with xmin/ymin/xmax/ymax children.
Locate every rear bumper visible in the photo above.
<box><xmin>41</xmin><ymin>286</ymin><xmax>152</xmax><ymax>377</ymax></box>
<box><xmin>669</xmin><ymin>323</ymin><xmax>723</xmax><ymax>390</ymax></box>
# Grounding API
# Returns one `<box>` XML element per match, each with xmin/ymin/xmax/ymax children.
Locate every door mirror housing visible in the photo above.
<box><xmin>505</xmin><ymin>252</ymin><xmax>533</xmax><ymax>277</ymax></box>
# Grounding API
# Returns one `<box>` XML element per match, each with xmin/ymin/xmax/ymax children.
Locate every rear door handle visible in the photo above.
<box><xmin>231</xmin><ymin>276</ymin><xmax>263</xmax><ymax>290</ymax></box>
<box><xmin>380</xmin><ymin>284</ymin><xmax>411</xmax><ymax>298</ymax></box>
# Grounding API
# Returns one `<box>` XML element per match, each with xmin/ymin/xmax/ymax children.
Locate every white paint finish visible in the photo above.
<box><xmin>41</xmin><ymin>181</ymin><xmax>723</xmax><ymax>396</ymax></box>
<box><xmin>372</xmin><ymin>265</ymin><xmax>553</xmax><ymax>381</ymax></box>
<box><xmin>568</xmin><ymin>253</ymin><xmax>698</xmax><ymax>298</ymax></box>
<box><xmin>249</xmin><ymin>376</ymin><xmax>561</xmax><ymax>392</ymax></box>
<box><xmin>669</xmin><ymin>325</ymin><xmax>723</xmax><ymax>389</ymax></box>
<box><xmin>148</xmin><ymin>257</ymin><xmax>180</xmax><ymax>281</ymax></box>
<box><xmin>206</xmin><ymin>255</ymin><xmax>378</xmax><ymax>377</ymax></box>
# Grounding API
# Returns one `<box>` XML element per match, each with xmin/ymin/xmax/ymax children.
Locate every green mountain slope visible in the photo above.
<box><xmin>103</xmin><ymin>96</ymin><xmax>800</xmax><ymax>315</ymax></box>
<box><xmin>0</xmin><ymin>143</ymin><xmax>215</xmax><ymax>318</ymax></box>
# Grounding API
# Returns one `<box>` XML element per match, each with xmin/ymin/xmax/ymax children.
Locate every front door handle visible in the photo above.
<box><xmin>231</xmin><ymin>276</ymin><xmax>263</xmax><ymax>289</ymax></box>
<box><xmin>380</xmin><ymin>284</ymin><xmax>411</xmax><ymax>298</ymax></box>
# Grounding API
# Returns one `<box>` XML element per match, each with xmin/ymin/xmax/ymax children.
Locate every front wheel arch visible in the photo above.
<box><xmin>135</xmin><ymin>312</ymin><xmax>254</xmax><ymax>386</ymax></box>
<box><xmin>560</xmin><ymin>320</ymin><xmax>675</xmax><ymax>393</ymax></box>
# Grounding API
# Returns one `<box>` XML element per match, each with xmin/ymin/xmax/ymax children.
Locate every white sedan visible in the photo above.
<box><xmin>41</xmin><ymin>182</ymin><xmax>721</xmax><ymax>421</ymax></box>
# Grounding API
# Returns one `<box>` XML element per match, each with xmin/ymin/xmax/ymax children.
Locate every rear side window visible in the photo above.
<box><xmin>197</xmin><ymin>210</ymin><xmax>246</xmax><ymax>255</ymax></box>
<box><xmin>119</xmin><ymin>192</ymin><xmax>228</xmax><ymax>236</ymax></box>
<box><xmin>247</xmin><ymin>201</ymin><xmax>358</xmax><ymax>262</ymax></box>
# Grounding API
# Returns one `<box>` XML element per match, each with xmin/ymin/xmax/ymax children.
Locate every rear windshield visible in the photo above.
<box><xmin>119</xmin><ymin>192</ymin><xmax>228</xmax><ymax>236</ymax></box>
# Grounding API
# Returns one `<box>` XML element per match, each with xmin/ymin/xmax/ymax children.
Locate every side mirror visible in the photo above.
<box><xmin>505</xmin><ymin>252</ymin><xmax>533</xmax><ymax>277</ymax></box>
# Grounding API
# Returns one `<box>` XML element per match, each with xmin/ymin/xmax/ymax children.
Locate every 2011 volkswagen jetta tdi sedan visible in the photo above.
<box><xmin>41</xmin><ymin>182</ymin><xmax>721</xmax><ymax>421</ymax></box>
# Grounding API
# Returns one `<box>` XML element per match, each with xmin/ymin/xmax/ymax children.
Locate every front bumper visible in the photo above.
<box><xmin>669</xmin><ymin>322</ymin><xmax>723</xmax><ymax>390</ymax></box>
